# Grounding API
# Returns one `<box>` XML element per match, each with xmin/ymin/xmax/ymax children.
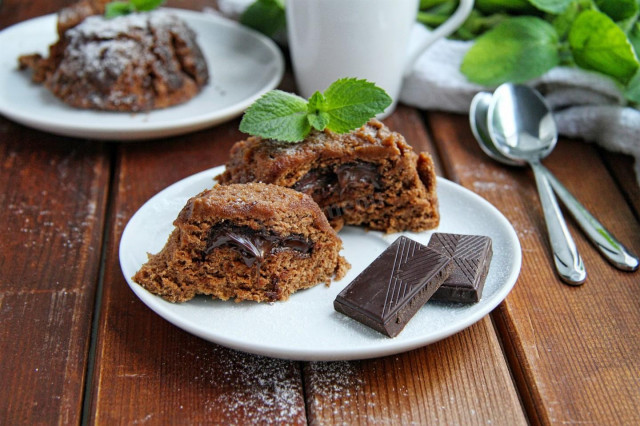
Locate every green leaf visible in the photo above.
<box><xmin>239</xmin><ymin>90</ymin><xmax>310</xmax><ymax>142</ymax></box>
<box><xmin>130</xmin><ymin>0</ymin><xmax>165</xmax><ymax>12</ymax></box>
<box><xmin>624</xmin><ymin>69</ymin><xmax>640</xmax><ymax>104</ymax></box>
<box><xmin>475</xmin><ymin>0</ymin><xmax>536</xmax><ymax>14</ymax></box>
<box><xmin>419</xmin><ymin>0</ymin><xmax>449</xmax><ymax>9</ymax></box>
<box><xmin>321</xmin><ymin>78</ymin><xmax>392</xmax><ymax>134</ymax></box>
<box><xmin>528</xmin><ymin>0</ymin><xmax>572</xmax><ymax>14</ymax></box>
<box><xmin>240</xmin><ymin>0</ymin><xmax>286</xmax><ymax>37</ymax></box>
<box><xmin>104</xmin><ymin>0</ymin><xmax>164</xmax><ymax>17</ymax></box>
<box><xmin>307</xmin><ymin>92</ymin><xmax>330</xmax><ymax>131</ymax></box>
<box><xmin>628</xmin><ymin>22</ymin><xmax>640</xmax><ymax>58</ymax></box>
<box><xmin>569</xmin><ymin>10</ymin><xmax>639</xmax><ymax>84</ymax></box>
<box><xmin>595</xmin><ymin>0</ymin><xmax>638</xmax><ymax>22</ymax></box>
<box><xmin>461</xmin><ymin>17</ymin><xmax>560</xmax><ymax>86</ymax></box>
<box><xmin>552</xmin><ymin>1</ymin><xmax>582</xmax><ymax>40</ymax></box>
<box><xmin>105</xmin><ymin>2</ymin><xmax>135</xmax><ymax>18</ymax></box>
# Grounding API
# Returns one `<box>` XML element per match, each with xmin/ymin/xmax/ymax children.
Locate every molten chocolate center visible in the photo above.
<box><xmin>204</xmin><ymin>225</ymin><xmax>313</xmax><ymax>268</ymax></box>
<box><xmin>292</xmin><ymin>162</ymin><xmax>381</xmax><ymax>200</ymax></box>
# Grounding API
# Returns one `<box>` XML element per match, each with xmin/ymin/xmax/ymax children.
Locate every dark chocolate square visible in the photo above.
<box><xmin>334</xmin><ymin>236</ymin><xmax>453</xmax><ymax>337</ymax></box>
<box><xmin>427</xmin><ymin>233</ymin><xmax>493</xmax><ymax>303</ymax></box>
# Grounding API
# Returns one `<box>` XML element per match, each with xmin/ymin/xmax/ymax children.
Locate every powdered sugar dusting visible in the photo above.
<box><xmin>197</xmin><ymin>346</ymin><xmax>306</xmax><ymax>424</ymax></box>
<box><xmin>305</xmin><ymin>361</ymin><xmax>365</xmax><ymax>418</ymax></box>
<box><xmin>72</xmin><ymin>13</ymin><xmax>149</xmax><ymax>38</ymax></box>
<box><xmin>306</xmin><ymin>360</ymin><xmax>363</xmax><ymax>394</ymax></box>
<box><xmin>64</xmin><ymin>39</ymin><xmax>143</xmax><ymax>79</ymax></box>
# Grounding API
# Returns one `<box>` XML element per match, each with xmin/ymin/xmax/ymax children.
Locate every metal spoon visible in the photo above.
<box><xmin>486</xmin><ymin>83</ymin><xmax>586</xmax><ymax>285</ymax></box>
<box><xmin>471</xmin><ymin>90</ymin><xmax>639</xmax><ymax>272</ymax></box>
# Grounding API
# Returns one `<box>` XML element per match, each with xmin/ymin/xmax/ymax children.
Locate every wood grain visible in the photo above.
<box><xmin>304</xmin><ymin>320</ymin><xmax>526</xmax><ymax>425</ymax></box>
<box><xmin>0</xmin><ymin>0</ymin><xmax>66</xmax><ymax>27</ymax></box>
<box><xmin>428</xmin><ymin>112</ymin><xmax>640</xmax><ymax>425</ymax></box>
<box><xmin>601</xmin><ymin>151</ymin><xmax>640</xmax><ymax>217</ymax></box>
<box><xmin>0</xmin><ymin>124</ymin><xmax>110</xmax><ymax>424</ymax></box>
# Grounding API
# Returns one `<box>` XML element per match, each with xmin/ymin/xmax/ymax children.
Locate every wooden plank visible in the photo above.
<box><xmin>0</xmin><ymin>0</ymin><xmax>65</xmax><ymax>27</ymax></box>
<box><xmin>88</xmin><ymin>121</ymin><xmax>308</xmax><ymax>424</ymax></box>
<box><xmin>601</xmin><ymin>151</ymin><xmax>640</xmax><ymax>217</ymax></box>
<box><xmin>0</xmin><ymin>125</ymin><xmax>110</xmax><ymax>424</ymax></box>
<box><xmin>1</xmin><ymin>2</ymin><xmax>110</xmax><ymax>423</ymax></box>
<box><xmin>427</xmin><ymin>112</ymin><xmax>640</xmax><ymax>424</ymax></box>
<box><xmin>305</xmin><ymin>320</ymin><xmax>526</xmax><ymax>425</ymax></box>
<box><xmin>304</xmin><ymin>107</ymin><xmax>526</xmax><ymax>425</ymax></box>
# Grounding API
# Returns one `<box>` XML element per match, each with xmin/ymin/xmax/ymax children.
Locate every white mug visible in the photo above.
<box><xmin>286</xmin><ymin>0</ymin><xmax>474</xmax><ymax>117</ymax></box>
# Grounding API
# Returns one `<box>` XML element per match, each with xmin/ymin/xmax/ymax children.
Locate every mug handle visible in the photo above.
<box><xmin>404</xmin><ymin>0</ymin><xmax>474</xmax><ymax>76</ymax></box>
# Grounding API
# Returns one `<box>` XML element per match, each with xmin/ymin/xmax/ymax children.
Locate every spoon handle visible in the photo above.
<box><xmin>530</xmin><ymin>160</ymin><xmax>587</xmax><ymax>285</ymax></box>
<box><xmin>540</xmin><ymin>167</ymin><xmax>639</xmax><ymax>271</ymax></box>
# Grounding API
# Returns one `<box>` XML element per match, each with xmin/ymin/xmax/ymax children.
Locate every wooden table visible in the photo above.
<box><xmin>2</xmin><ymin>1</ymin><xmax>639</xmax><ymax>424</ymax></box>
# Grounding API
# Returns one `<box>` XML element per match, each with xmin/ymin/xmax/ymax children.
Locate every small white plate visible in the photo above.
<box><xmin>0</xmin><ymin>9</ymin><xmax>284</xmax><ymax>140</ymax></box>
<box><xmin>120</xmin><ymin>166</ymin><xmax>521</xmax><ymax>360</ymax></box>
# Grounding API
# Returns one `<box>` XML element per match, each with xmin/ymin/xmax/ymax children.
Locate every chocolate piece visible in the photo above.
<box><xmin>427</xmin><ymin>233</ymin><xmax>493</xmax><ymax>303</ymax></box>
<box><xmin>334</xmin><ymin>236</ymin><xmax>453</xmax><ymax>337</ymax></box>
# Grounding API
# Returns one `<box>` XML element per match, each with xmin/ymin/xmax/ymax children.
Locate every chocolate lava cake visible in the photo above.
<box><xmin>133</xmin><ymin>183</ymin><xmax>349</xmax><ymax>303</ymax></box>
<box><xmin>18</xmin><ymin>2</ymin><xmax>209</xmax><ymax>112</ymax></box>
<box><xmin>216</xmin><ymin>120</ymin><xmax>439</xmax><ymax>233</ymax></box>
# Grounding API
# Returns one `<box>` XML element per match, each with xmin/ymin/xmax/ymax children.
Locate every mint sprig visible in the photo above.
<box><xmin>105</xmin><ymin>0</ymin><xmax>166</xmax><ymax>18</ymax></box>
<box><xmin>239</xmin><ymin>78</ymin><xmax>392</xmax><ymax>142</ymax></box>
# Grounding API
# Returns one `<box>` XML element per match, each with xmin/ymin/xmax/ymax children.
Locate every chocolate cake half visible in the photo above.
<box><xmin>216</xmin><ymin>120</ymin><xmax>439</xmax><ymax>233</ymax></box>
<box><xmin>133</xmin><ymin>183</ymin><xmax>349</xmax><ymax>303</ymax></box>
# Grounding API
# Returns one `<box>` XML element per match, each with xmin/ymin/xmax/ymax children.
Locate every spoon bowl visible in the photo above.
<box><xmin>487</xmin><ymin>83</ymin><xmax>586</xmax><ymax>285</ymax></box>
<box><xmin>470</xmin><ymin>88</ymin><xmax>639</xmax><ymax>273</ymax></box>
<box><xmin>488</xmin><ymin>84</ymin><xmax>558</xmax><ymax>162</ymax></box>
<box><xmin>469</xmin><ymin>92</ymin><xmax>521</xmax><ymax>167</ymax></box>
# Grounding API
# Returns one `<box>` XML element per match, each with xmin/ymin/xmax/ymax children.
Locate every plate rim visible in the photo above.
<box><xmin>119</xmin><ymin>166</ymin><xmax>522</xmax><ymax>361</ymax></box>
<box><xmin>0</xmin><ymin>8</ymin><xmax>284</xmax><ymax>140</ymax></box>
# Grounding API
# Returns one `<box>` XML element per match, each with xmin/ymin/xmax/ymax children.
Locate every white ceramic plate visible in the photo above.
<box><xmin>119</xmin><ymin>166</ymin><xmax>521</xmax><ymax>361</ymax></box>
<box><xmin>0</xmin><ymin>9</ymin><xmax>284</xmax><ymax>140</ymax></box>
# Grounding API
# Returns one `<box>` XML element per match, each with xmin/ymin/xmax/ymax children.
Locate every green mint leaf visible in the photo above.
<box><xmin>461</xmin><ymin>17</ymin><xmax>560</xmax><ymax>86</ymax></box>
<box><xmin>624</xmin><ymin>69</ymin><xmax>640</xmax><ymax>105</ymax></box>
<box><xmin>419</xmin><ymin>0</ymin><xmax>449</xmax><ymax>9</ymax></box>
<box><xmin>528</xmin><ymin>0</ymin><xmax>572</xmax><ymax>14</ymax></box>
<box><xmin>569</xmin><ymin>10</ymin><xmax>639</xmax><ymax>84</ymax></box>
<box><xmin>239</xmin><ymin>90</ymin><xmax>310</xmax><ymax>142</ymax></box>
<box><xmin>628</xmin><ymin>22</ymin><xmax>640</xmax><ymax>58</ymax></box>
<box><xmin>105</xmin><ymin>0</ymin><xmax>164</xmax><ymax>17</ymax></box>
<box><xmin>321</xmin><ymin>78</ymin><xmax>392</xmax><ymax>134</ymax></box>
<box><xmin>130</xmin><ymin>0</ymin><xmax>166</xmax><ymax>12</ymax></box>
<box><xmin>307</xmin><ymin>92</ymin><xmax>330</xmax><ymax>131</ymax></box>
<box><xmin>595</xmin><ymin>0</ymin><xmax>638</xmax><ymax>22</ymax></box>
<box><xmin>552</xmin><ymin>1</ymin><xmax>582</xmax><ymax>40</ymax></box>
<box><xmin>474</xmin><ymin>0</ymin><xmax>536</xmax><ymax>14</ymax></box>
<box><xmin>240</xmin><ymin>0</ymin><xmax>286</xmax><ymax>37</ymax></box>
<box><xmin>105</xmin><ymin>2</ymin><xmax>135</xmax><ymax>18</ymax></box>
<box><xmin>240</xmin><ymin>79</ymin><xmax>390</xmax><ymax>142</ymax></box>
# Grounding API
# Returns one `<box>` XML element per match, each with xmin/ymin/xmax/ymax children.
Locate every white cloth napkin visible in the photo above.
<box><xmin>215</xmin><ymin>1</ymin><xmax>640</xmax><ymax>186</ymax></box>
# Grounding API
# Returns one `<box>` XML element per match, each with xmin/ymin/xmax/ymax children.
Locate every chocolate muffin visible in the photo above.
<box><xmin>18</xmin><ymin>8</ymin><xmax>209</xmax><ymax>112</ymax></box>
<box><xmin>216</xmin><ymin>120</ymin><xmax>439</xmax><ymax>233</ymax></box>
<box><xmin>133</xmin><ymin>183</ymin><xmax>349</xmax><ymax>303</ymax></box>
